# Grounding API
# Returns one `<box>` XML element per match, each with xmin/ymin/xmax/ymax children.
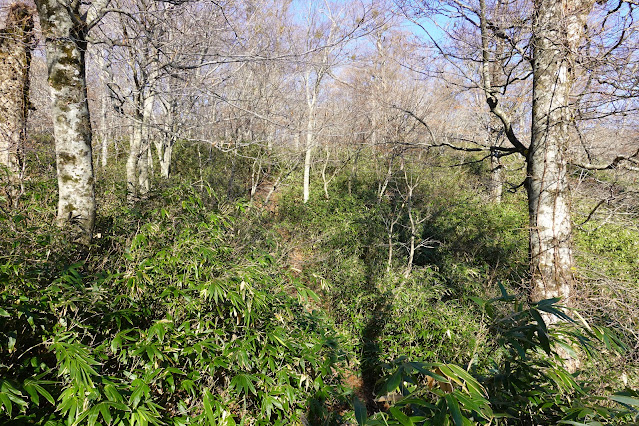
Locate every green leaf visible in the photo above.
<box><xmin>203</xmin><ymin>389</ymin><xmax>216</xmax><ymax>424</ymax></box>
<box><xmin>468</xmin><ymin>296</ymin><xmax>485</xmax><ymax>307</ymax></box>
<box><xmin>0</xmin><ymin>393</ymin><xmax>13</xmax><ymax>417</ymax></box>
<box><xmin>383</xmin><ymin>368</ymin><xmax>404</xmax><ymax>394</ymax></box>
<box><xmin>354</xmin><ymin>396</ymin><xmax>367</xmax><ymax>425</ymax></box>
<box><xmin>230</xmin><ymin>374</ymin><xmax>257</xmax><ymax>396</ymax></box>
<box><xmin>389</xmin><ymin>406</ymin><xmax>413</xmax><ymax>426</ymax></box>
<box><xmin>445</xmin><ymin>394</ymin><xmax>464</xmax><ymax>426</ymax></box>
<box><xmin>611</xmin><ymin>395</ymin><xmax>639</xmax><ymax>408</ymax></box>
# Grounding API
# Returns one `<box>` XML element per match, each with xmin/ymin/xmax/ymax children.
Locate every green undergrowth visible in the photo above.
<box><xmin>1</xmin><ymin>177</ymin><xmax>349</xmax><ymax>424</ymax></box>
<box><xmin>2</xmin><ymin>144</ymin><xmax>638</xmax><ymax>425</ymax></box>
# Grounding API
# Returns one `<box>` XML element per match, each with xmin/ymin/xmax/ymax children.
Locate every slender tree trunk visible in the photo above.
<box><xmin>158</xmin><ymin>134</ymin><xmax>174</xmax><ymax>179</ymax></box>
<box><xmin>35</xmin><ymin>0</ymin><xmax>95</xmax><ymax>244</ymax></box>
<box><xmin>377</xmin><ymin>156</ymin><xmax>393</xmax><ymax>203</ymax></box>
<box><xmin>527</xmin><ymin>0</ymin><xmax>592</xmax><ymax>307</ymax></box>
<box><xmin>303</xmin><ymin>117</ymin><xmax>314</xmax><ymax>203</ymax></box>
<box><xmin>387</xmin><ymin>223</ymin><xmax>394</xmax><ymax>273</ymax></box>
<box><xmin>127</xmin><ymin>106</ymin><xmax>142</xmax><ymax>203</ymax></box>
<box><xmin>489</xmin><ymin>147</ymin><xmax>503</xmax><ymax>203</ymax></box>
<box><xmin>97</xmin><ymin>52</ymin><xmax>111</xmax><ymax>172</ymax></box>
<box><xmin>250</xmin><ymin>156</ymin><xmax>262</xmax><ymax>200</ymax></box>
<box><xmin>138</xmin><ymin>93</ymin><xmax>154</xmax><ymax>196</ymax></box>
<box><xmin>321</xmin><ymin>146</ymin><xmax>330</xmax><ymax>199</ymax></box>
<box><xmin>404</xmin><ymin>183</ymin><xmax>415</xmax><ymax>278</ymax></box>
<box><xmin>0</xmin><ymin>3</ymin><xmax>34</xmax><ymax>207</ymax></box>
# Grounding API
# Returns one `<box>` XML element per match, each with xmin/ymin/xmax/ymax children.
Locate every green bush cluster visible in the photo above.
<box><xmin>1</xmin><ymin>183</ymin><xmax>347</xmax><ymax>425</ymax></box>
<box><xmin>2</xmin><ymin>143</ymin><xmax>638</xmax><ymax>425</ymax></box>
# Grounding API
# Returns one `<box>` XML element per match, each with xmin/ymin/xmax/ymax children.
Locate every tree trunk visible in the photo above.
<box><xmin>126</xmin><ymin>91</ymin><xmax>154</xmax><ymax>202</ymax></box>
<box><xmin>158</xmin><ymin>134</ymin><xmax>174</xmax><ymax>179</ymax></box>
<box><xmin>35</xmin><ymin>0</ymin><xmax>95</xmax><ymax>244</ymax></box>
<box><xmin>404</xmin><ymin>180</ymin><xmax>415</xmax><ymax>278</ymax></box>
<box><xmin>321</xmin><ymin>146</ymin><xmax>330</xmax><ymax>199</ymax></box>
<box><xmin>127</xmin><ymin>105</ymin><xmax>142</xmax><ymax>203</ymax></box>
<box><xmin>303</xmin><ymin>117</ymin><xmax>314</xmax><ymax>203</ymax></box>
<box><xmin>97</xmin><ymin>51</ymin><xmax>110</xmax><ymax>172</ymax></box>
<box><xmin>138</xmin><ymin>93</ymin><xmax>154</xmax><ymax>195</ymax></box>
<box><xmin>527</xmin><ymin>0</ymin><xmax>592</xmax><ymax>306</ymax></box>
<box><xmin>157</xmin><ymin>99</ymin><xmax>177</xmax><ymax>179</ymax></box>
<box><xmin>0</xmin><ymin>3</ymin><xmax>34</xmax><ymax>207</ymax></box>
<box><xmin>489</xmin><ymin>148</ymin><xmax>503</xmax><ymax>203</ymax></box>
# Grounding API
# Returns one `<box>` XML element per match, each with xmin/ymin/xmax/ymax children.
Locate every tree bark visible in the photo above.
<box><xmin>489</xmin><ymin>147</ymin><xmax>503</xmax><ymax>203</ymax></box>
<box><xmin>126</xmin><ymin>91</ymin><xmax>154</xmax><ymax>202</ymax></box>
<box><xmin>97</xmin><ymin>51</ymin><xmax>112</xmax><ymax>172</ymax></box>
<box><xmin>35</xmin><ymin>0</ymin><xmax>95</xmax><ymax>244</ymax></box>
<box><xmin>527</xmin><ymin>0</ymin><xmax>592</xmax><ymax>306</ymax></box>
<box><xmin>0</xmin><ymin>3</ymin><xmax>34</xmax><ymax>207</ymax></box>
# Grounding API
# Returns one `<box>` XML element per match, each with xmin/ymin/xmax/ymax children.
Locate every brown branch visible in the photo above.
<box><xmin>572</xmin><ymin>147</ymin><xmax>639</xmax><ymax>171</ymax></box>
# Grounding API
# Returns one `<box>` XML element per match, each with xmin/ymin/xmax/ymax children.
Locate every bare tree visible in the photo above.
<box><xmin>396</xmin><ymin>0</ymin><xmax>637</xmax><ymax>314</ymax></box>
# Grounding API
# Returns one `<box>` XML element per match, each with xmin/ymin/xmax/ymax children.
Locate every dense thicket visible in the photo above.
<box><xmin>1</xmin><ymin>140</ymin><xmax>638</xmax><ymax>424</ymax></box>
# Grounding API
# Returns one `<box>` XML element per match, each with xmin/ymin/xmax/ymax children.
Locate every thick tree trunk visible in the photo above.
<box><xmin>35</xmin><ymin>0</ymin><xmax>95</xmax><ymax>244</ymax></box>
<box><xmin>0</xmin><ymin>3</ymin><xmax>34</xmax><ymax>207</ymax></box>
<box><xmin>139</xmin><ymin>94</ymin><xmax>154</xmax><ymax>195</ymax></box>
<box><xmin>527</xmin><ymin>0</ymin><xmax>592</xmax><ymax>307</ymax></box>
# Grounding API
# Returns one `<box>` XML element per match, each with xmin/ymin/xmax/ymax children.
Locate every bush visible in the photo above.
<box><xmin>1</xmin><ymin>185</ymin><xmax>348</xmax><ymax>425</ymax></box>
<box><xmin>357</xmin><ymin>288</ymin><xmax>638</xmax><ymax>425</ymax></box>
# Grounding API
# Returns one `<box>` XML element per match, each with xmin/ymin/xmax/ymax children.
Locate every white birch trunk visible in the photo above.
<box><xmin>404</xmin><ymin>179</ymin><xmax>415</xmax><ymax>278</ymax></box>
<box><xmin>35</xmin><ymin>0</ymin><xmax>95</xmax><ymax>244</ymax></box>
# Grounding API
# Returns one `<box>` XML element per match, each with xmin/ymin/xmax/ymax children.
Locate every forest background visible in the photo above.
<box><xmin>1</xmin><ymin>0</ymin><xmax>639</xmax><ymax>424</ymax></box>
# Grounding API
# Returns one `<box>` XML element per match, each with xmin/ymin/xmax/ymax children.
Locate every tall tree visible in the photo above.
<box><xmin>400</xmin><ymin>0</ymin><xmax>611</xmax><ymax>310</ymax></box>
<box><xmin>526</xmin><ymin>0</ymin><xmax>594</xmax><ymax>305</ymax></box>
<box><xmin>0</xmin><ymin>3</ymin><xmax>34</xmax><ymax>207</ymax></box>
<box><xmin>34</xmin><ymin>0</ymin><xmax>108</xmax><ymax>243</ymax></box>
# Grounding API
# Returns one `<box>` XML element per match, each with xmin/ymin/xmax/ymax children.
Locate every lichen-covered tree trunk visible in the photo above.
<box><xmin>527</xmin><ymin>0</ymin><xmax>592</xmax><ymax>306</ymax></box>
<box><xmin>0</xmin><ymin>3</ymin><xmax>34</xmax><ymax>206</ymax></box>
<box><xmin>35</xmin><ymin>0</ymin><xmax>95</xmax><ymax>244</ymax></box>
